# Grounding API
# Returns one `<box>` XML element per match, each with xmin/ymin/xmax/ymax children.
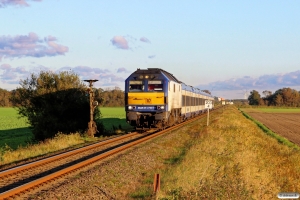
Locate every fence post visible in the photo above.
<box><xmin>153</xmin><ymin>173</ymin><xmax>160</xmax><ymax>195</ymax></box>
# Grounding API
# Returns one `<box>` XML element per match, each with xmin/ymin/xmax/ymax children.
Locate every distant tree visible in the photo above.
<box><xmin>96</xmin><ymin>88</ymin><xmax>125</xmax><ymax>107</ymax></box>
<box><xmin>0</xmin><ymin>88</ymin><xmax>12</xmax><ymax>107</ymax></box>
<box><xmin>10</xmin><ymin>71</ymin><xmax>102</xmax><ymax>141</ymax></box>
<box><xmin>281</xmin><ymin>87</ymin><xmax>299</xmax><ymax>106</ymax></box>
<box><xmin>275</xmin><ymin>94</ymin><xmax>283</xmax><ymax>106</ymax></box>
<box><xmin>266</xmin><ymin>87</ymin><xmax>300</xmax><ymax>107</ymax></box>
<box><xmin>258</xmin><ymin>98</ymin><xmax>265</xmax><ymax>106</ymax></box>
<box><xmin>262</xmin><ymin>90</ymin><xmax>272</xmax><ymax>98</ymax></box>
<box><xmin>248</xmin><ymin>90</ymin><xmax>261</xmax><ymax>105</ymax></box>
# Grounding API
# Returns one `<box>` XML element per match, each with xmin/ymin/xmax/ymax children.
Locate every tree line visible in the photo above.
<box><xmin>0</xmin><ymin>87</ymin><xmax>125</xmax><ymax>107</ymax></box>
<box><xmin>248</xmin><ymin>87</ymin><xmax>300</xmax><ymax>106</ymax></box>
<box><xmin>0</xmin><ymin>88</ymin><xmax>12</xmax><ymax>107</ymax></box>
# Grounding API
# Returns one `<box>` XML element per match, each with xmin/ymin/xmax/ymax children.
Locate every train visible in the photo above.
<box><xmin>125</xmin><ymin>68</ymin><xmax>214</xmax><ymax>130</ymax></box>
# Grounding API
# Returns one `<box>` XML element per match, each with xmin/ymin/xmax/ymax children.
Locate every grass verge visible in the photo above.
<box><xmin>130</xmin><ymin>106</ymin><xmax>300</xmax><ymax>199</ymax></box>
<box><xmin>0</xmin><ymin>132</ymin><xmax>97</xmax><ymax>166</ymax></box>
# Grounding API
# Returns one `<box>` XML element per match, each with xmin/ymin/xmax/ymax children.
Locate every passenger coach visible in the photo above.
<box><xmin>125</xmin><ymin>68</ymin><xmax>214</xmax><ymax>130</ymax></box>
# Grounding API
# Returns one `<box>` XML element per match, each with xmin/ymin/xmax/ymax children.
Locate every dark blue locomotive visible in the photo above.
<box><xmin>125</xmin><ymin>68</ymin><xmax>214</xmax><ymax>130</ymax></box>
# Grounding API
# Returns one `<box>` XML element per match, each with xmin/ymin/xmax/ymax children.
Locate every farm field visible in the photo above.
<box><xmin>242</xmin><ymin>107</ymin><xmax>300</xmax><ymax>113</ymax></box>
<box><xmin>0</xmin><ymin>108</ymin><xmax>32</xmax><ymax>149</ymax></box>
<box><xmin>99</xmin><ymin>107</ymin><xmax>133</xmax><ymax>132</ymax></box>
<box><xmin>241</xmin><ymin>107</ymin><xmax>300</xmax><ymax>146</ymax></box>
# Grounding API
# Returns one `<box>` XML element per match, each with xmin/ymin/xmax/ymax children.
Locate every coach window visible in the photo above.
<box><xmin>148</xmin><ymin>80</ymin><xmax>163</xmax><ymax>91</ymax></box>
<box><xmin>129</xmin><ymin>80</ymin><xmax>144</xmax><ymax>91</ymax></box>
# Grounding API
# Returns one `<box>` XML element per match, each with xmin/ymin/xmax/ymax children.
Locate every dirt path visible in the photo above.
<box><xmin>247</xmin><ymin>112</ymin><xmax>300</xmax><ymax>145</ymax></box>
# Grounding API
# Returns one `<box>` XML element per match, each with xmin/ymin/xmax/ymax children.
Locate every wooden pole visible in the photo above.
<box><xmin>153</xmin><ymin>173</ymin><xmax>160</xmax><ymax>194</ymax></box>
<box><xmin>84</xmin><ymin>79</ymin><xmax>98</xmax><ymax>137</ymax></box>
<box><xmin>207</xmin><ymin>107</ymin><xmax>209</xmax><ymax>126</ymax></box>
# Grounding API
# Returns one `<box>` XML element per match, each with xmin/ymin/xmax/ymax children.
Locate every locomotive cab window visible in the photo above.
<box><xmin>148</xmin><ymin>80</ymin><xmax>163</xmax><ymax>91</ymax></box>
<box><xmin>129</xmin><ymin>80</ymin><xmax>144</xmax><ymax>91</ymax></box>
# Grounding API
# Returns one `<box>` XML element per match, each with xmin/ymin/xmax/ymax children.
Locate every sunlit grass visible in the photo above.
<box><xmin>0</xmin><ymin>107</ymin><xmax>133</xmax><ymax>149</ymax></box>
<box><xmin>130</xmin><ymin>106</ymin><xmax>300</xmax><ymax>199</ymax></box>
<box><xmin>99</xmin><ymin>107</ymin><xmax>125</xmax><ymax>118</ymax></box>
<box><xmin>0</xmin><ymin>132</ymin><xmax>95</xmax><ymax>166</ymax></box>
<box><xmin>0</xmin><ymin>107</ymin><xmax>131</xmax><ymax>166</ymax></box>
<box><xmin>0</xmin><ymin>108</ymin><xmax>33</xmax><ymax>149</ymax></box>
<box><xmin>0</xmin><ymin>108</ymin><xmax>30</xmax><ymax>129</ymax></box>
<box><xmin>98</xmin><ymin>107</ymin><xmax>133</xmax><ymax>132</ymax></box>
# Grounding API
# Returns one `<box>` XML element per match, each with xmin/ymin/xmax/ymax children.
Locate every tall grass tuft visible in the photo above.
<box><xmin>0</xmin><ymin>132</ymin><xmax>90</xmax><ymax>166</ymax></box>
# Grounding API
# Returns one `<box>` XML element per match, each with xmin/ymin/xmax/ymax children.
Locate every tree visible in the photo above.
<box><xmin>275</xmin><ymin>94</ymin><xmax>283</xmax><ymax>106</ymax></box>
<box><xmin>0</xmin><ymin>88</ymin><xmax>12</xmax><ymax>107</ymax></box>
<box><xmin>10</xmin><ymin>71</ymin><xmax>101</xmax><ymax>141</ymax></box>
<box><xmin>267</xmin><ymin>87</ymin><xmax>300</xmax><ymax>107</ymax></box>
<box><xmin>262</xmin><ymin>90</ymin><xmax>272</xmax><ymax>98</ymax></box>
<box><xmin>96</xmin><ymin>88</ymin><xmax>125</xmax><ymax>107</ymax></box>
<box><xmin>248</xmin><ymin>90</ymin><xmax>261</xmax><ymax>105</ymax></box>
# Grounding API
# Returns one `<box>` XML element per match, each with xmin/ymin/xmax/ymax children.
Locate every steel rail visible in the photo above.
<box><xmin>0</xmin><ymin>132</ymin><xmax>138</xmax><ymax>179</ymax></box>
<box><xmin>0</xmin><ymin>108</ymin><xmax>220</xmax><ymax>199</ymax></box>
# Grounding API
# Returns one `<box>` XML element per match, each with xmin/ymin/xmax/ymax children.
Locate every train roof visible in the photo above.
<box><xmin>130</xmin><ymin>68</ymin><xmax>214</xmax><ymax>97</ymax></box>
<box><xmin>134</xmin><ymin>68</ymin><xmax>181</xmax><ymax>83</ymax></box>
<box><xmin>181</xmin><ymin>82</ymin><xmax>214</xmax><ymax>97</ymax></box>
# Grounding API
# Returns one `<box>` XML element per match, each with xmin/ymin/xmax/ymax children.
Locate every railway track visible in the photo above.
<box><xmin>0</xmin><ymin>107</ymin><xmax>220</xmax><ymax>199</ymax></box>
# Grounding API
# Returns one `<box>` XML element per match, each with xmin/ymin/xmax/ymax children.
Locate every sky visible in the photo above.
<box><xmin>0</xmin><ymin>0</ymin><xmax>300</xmax><ymax>99</ymax></box>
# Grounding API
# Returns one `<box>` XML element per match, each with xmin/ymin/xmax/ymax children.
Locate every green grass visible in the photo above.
<box><xmin>0</xmin><ymin>108</ymin><xmax>33</xmax><ymax>150</ymax></box>
<box><xmin>0</xmin><ymin>107</ymin><xmax>133</xmax><ymax>150</ymax></box>
<box><xmin>99</xmin><ymin>107</ymin><xmax>133</xmax><ymax>132</ymax></box>
<box><xmin>100</xmin><ymin>107</ymin><xmax>126</xmax><ymax>118</ymax></box>
<box><xmin>150</xmin><ymin>106</ymin><xmax>300</xmax><ymax>199</ymax></box>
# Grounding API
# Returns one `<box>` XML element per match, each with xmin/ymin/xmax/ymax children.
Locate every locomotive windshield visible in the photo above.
<box><xmin>129</xmin><ymin>80</ymin><xmax>144</xmax><ymax>91</ymax></box>
<box><xmin>148</xmin><ymin>80</ymin><xmax>163</xmax><ymax>91</ymax></box>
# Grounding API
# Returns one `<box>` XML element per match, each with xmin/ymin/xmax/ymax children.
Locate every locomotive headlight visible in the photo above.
<box><xmin>145</xmin><ymin>75</ymin><xmax>149</xmax><ymax>79</ymax></box>
<box><xmin>157</xmin><ymin>106</ymin><xmax>164</xmax><ymax>110</ymax></box>
<box><xmin>128</xmin><ymin>106</ymin><xmax>133</xmax><ymax>110</ymax></box>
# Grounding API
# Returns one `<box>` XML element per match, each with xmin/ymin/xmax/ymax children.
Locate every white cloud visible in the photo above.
<box><xmin>0</xmin><ymin>33</ymin><xmax>68</xmax><ymax>60</ymax></box>
<box><xmin>110</xmin><ymin>36</ymin><xmax>129</xmax><ymax>50</ymax></box>
<box><xmin>0</xmin><ymin>0</ymin><xmax>42</xmax><ymax>8</ymax></box>
<box><xmin>197</xmin><ymin>70</ymin><xmax>300</xmax><ymax>92</ymax></box>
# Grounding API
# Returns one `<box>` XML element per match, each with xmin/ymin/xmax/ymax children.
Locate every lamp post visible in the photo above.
<box><xmin>84</xmin><ymin>79</ymin><xmax>98</xmax><ymax>137</ymax></box>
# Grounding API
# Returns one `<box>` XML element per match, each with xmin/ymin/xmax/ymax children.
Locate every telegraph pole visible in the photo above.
<box><xmin>84</xmin><ymin>79</ymin><xmax>98</xmax><ymax>137</ymax></box>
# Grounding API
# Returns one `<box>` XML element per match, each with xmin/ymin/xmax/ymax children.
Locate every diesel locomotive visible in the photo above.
<box><xmin>125</xmin><ymin>68</ymin><xmax>214</xmax><ymax>130</ymax></box>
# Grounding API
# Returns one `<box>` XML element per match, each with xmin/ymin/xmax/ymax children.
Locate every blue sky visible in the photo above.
<box><xmin>1</xmin><ymin>0</ymin><xmax>300</xmax><ymax>99</ymax></box>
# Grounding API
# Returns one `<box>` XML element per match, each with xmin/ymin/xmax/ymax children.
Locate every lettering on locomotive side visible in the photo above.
<box><xmin>137</xmin><ymin>106</ymin><xmax>155</xmax><ymax>109</ymax></box>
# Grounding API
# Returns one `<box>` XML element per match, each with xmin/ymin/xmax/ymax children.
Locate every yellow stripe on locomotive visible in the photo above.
<box><xmin>127</xmin><ymin>92</ymin><xmax>164</xmax><ymax>105</ymax></box>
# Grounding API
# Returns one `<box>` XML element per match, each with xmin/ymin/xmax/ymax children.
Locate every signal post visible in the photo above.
<box><xmin>84</xmin><ymin>79</ymin><xmax>99</xmax><ymax>137</ymax></box>
<box><xmin>205</xmin><ymin>100</ymin><xmax>212</xmax><ymax>126</ymax></box>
